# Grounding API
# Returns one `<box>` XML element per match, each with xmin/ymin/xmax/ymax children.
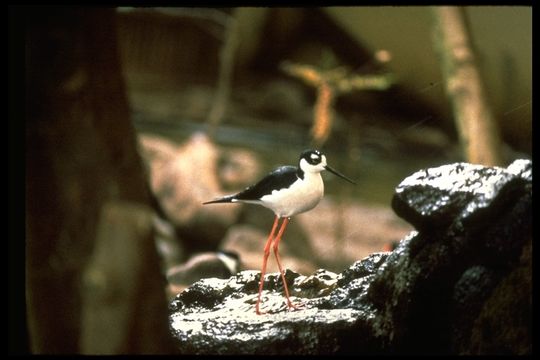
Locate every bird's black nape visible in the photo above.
<box><xmin>218</xmin><ymin>250</ymin><xmax>240</xmax><ymax>262</ymax></box>
<box><xmin>300</xmin><ymin>149</ymin><xmax>321</xmax><ymax>156</ymax></box>
<box><xmin>300</xmin><ymin>149</ymin><xmax>323</xmax><ymax>165</ymax></box>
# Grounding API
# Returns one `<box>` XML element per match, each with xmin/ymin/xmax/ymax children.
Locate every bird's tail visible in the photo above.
<box><xmin>202</xmin><ymin>195</ymin><xmax>235</xmax><ymax>205</ymax></box>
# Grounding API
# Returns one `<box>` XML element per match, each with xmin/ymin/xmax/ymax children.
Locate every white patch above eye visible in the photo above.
<box><xmin>310</xmin><ymin>154</ymin><xmax>319</xmax><ymax>160</ymax></box>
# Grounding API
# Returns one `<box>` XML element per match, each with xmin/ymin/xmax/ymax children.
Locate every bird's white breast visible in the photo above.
<box><xmin>259</xmin><ymin>172</ymin><xmax>324</xmax><ymax>217</ymax></box>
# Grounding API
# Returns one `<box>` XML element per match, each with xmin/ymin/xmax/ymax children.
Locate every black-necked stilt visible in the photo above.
<box><xmin>166</xmin><ymin>250</ymin><xmax>241</xmax><ymax>285</ymax></box>
<box><xmin>203</xmin><ymin>149</ymin><xmax>356</xmax><ymax>314</ymax></box>
<box><xmin>166</xmin><ymin>250</ymin><xmax>240</xmax><ymax>299</ymax></box>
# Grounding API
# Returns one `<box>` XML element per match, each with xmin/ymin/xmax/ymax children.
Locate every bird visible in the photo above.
<box><xmin>166</xmin><ymin>250</ymin><xmax>241</xmax><ymax>298</ymax></box>
<box><xmin>203</xmin><ymin>149</ymin><xmax>356</xmax><ymax>314</ymax></box>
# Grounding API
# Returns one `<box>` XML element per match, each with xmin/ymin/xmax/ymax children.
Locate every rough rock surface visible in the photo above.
<box><xmin>370</xmin><ymin>159</ymin><xmax>532</xmax><ymax>354</ymax></box>
<box><xmin>168</xmin><ymin>159</ymin><xmax>532</xmax><ymax>355</ymax></box>
<box><xmin>169</xmin><ymin>256</ymin><xmax>387</xmax><ymax>355</ymax></box>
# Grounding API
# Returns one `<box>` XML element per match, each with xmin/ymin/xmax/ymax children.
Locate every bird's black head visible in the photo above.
<box><xmin>300</xmin><ymin>149</ymin><xmax>324</xmax><ymax>166</ymax></box>
<box><xmin>217</xmin><ymin>250</ymin><xmax>241</xmax><ymax>274</ymax></box>
<box><xmin>299</xmin><ymin>149</ymin><xmax>357</xmax><ymax>184</ymax></box>
<box><xmin>217</xmin><ymin>250</ymin><xmax>240</xmax><ymax>262</ymax></box>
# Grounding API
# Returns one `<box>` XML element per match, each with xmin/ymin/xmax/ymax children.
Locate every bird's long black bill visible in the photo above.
<box><xmin>325</xmin><ymin>165</ymin><xmax>357</xmax><ymax>184</ymax></box>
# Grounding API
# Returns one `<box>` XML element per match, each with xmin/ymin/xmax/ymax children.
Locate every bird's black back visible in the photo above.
<box><xmin>234</xmin><ymin>165</ymin><xmax>301</xmax><ymax>201</ymax></box>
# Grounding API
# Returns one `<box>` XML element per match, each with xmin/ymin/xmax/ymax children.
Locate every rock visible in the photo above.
<box><xmin>467</xmin><ymin>239</ymin><xmax>532</xmax><ymax>355</ymax></box>
<box><xmin>154</xmin><ymin>133</ymin><xmax>233</xmax><ymax>223</ymax></box>
<box><xmin>391</xmin><ymin>161</ymin><xmax>529</xmax><ymax>233</ymax></box>
<box><xmin>217</xmin><ymin>148</ymin><xmax>261</xmax><ymax>190</ymax></box>
<box><xmin>169</xmin><ymin>253</ymin><xmax>389</xmax><ymax>355</ymax></box>
<box><xmin>138</xmin><ymin>133</ymin><xmax>266</xmax><ymax>255</ymax></box>
<box><xmin>505</xmin><ymin>158</ymin><xmax>532</xmax><ymax>181</ymax></box>
<box><xmin>368</xmin><ymin>159</ymin><xmax>532</xmax><ymax>354</ymax></box>
<box><xmin>450</xmin><ymin>265</ymin><xmax>498</xmax><ymax>353</ymax></box>
<box><xmin>168</xmin><ymin>160</ymin><xmax>532</xmax><ymax>355</ymax></box>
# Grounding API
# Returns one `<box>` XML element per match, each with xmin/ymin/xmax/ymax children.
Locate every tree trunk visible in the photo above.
<box><xmin>432</xmin><ymin>6</ymin><xmax>503</xmax><ymax>166</ymax></box>
<box><xmin>25</xmin><ymin>7</ymin><xmax>174</xmax><ymax>353</ymax></box>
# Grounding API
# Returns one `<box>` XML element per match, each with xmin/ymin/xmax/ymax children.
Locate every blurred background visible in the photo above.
<box><xmin>18</xmin><ymin>6</ymin><xmax>531</xmax><ymax>354</ymax></box>
<box><xmin>118</xmin><ymin>5</ymin><xmax>531</xmax><ymax>275</ymax></box>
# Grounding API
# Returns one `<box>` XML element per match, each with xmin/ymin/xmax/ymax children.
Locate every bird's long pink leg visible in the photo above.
<box><xmin>272</xmin><ymin>217</ymin><xmax>300</xmax><ymax>311</ymax></box>
<box><xmin>255</xmin><ymin>215</ymin><xmax>280</xmax><ymax>315</ymax></box>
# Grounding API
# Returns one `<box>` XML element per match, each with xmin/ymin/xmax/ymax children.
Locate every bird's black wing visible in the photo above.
<box><xmin>234</xmin><ymin>165</ymin><xmax>300</xmax><ymax>201</ymax></box>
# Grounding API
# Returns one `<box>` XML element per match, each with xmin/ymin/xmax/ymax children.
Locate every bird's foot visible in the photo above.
<box><xmin>255</xmin><ymin>301</ymin><xmax>267</xmax><ymax>315</ymax></box>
